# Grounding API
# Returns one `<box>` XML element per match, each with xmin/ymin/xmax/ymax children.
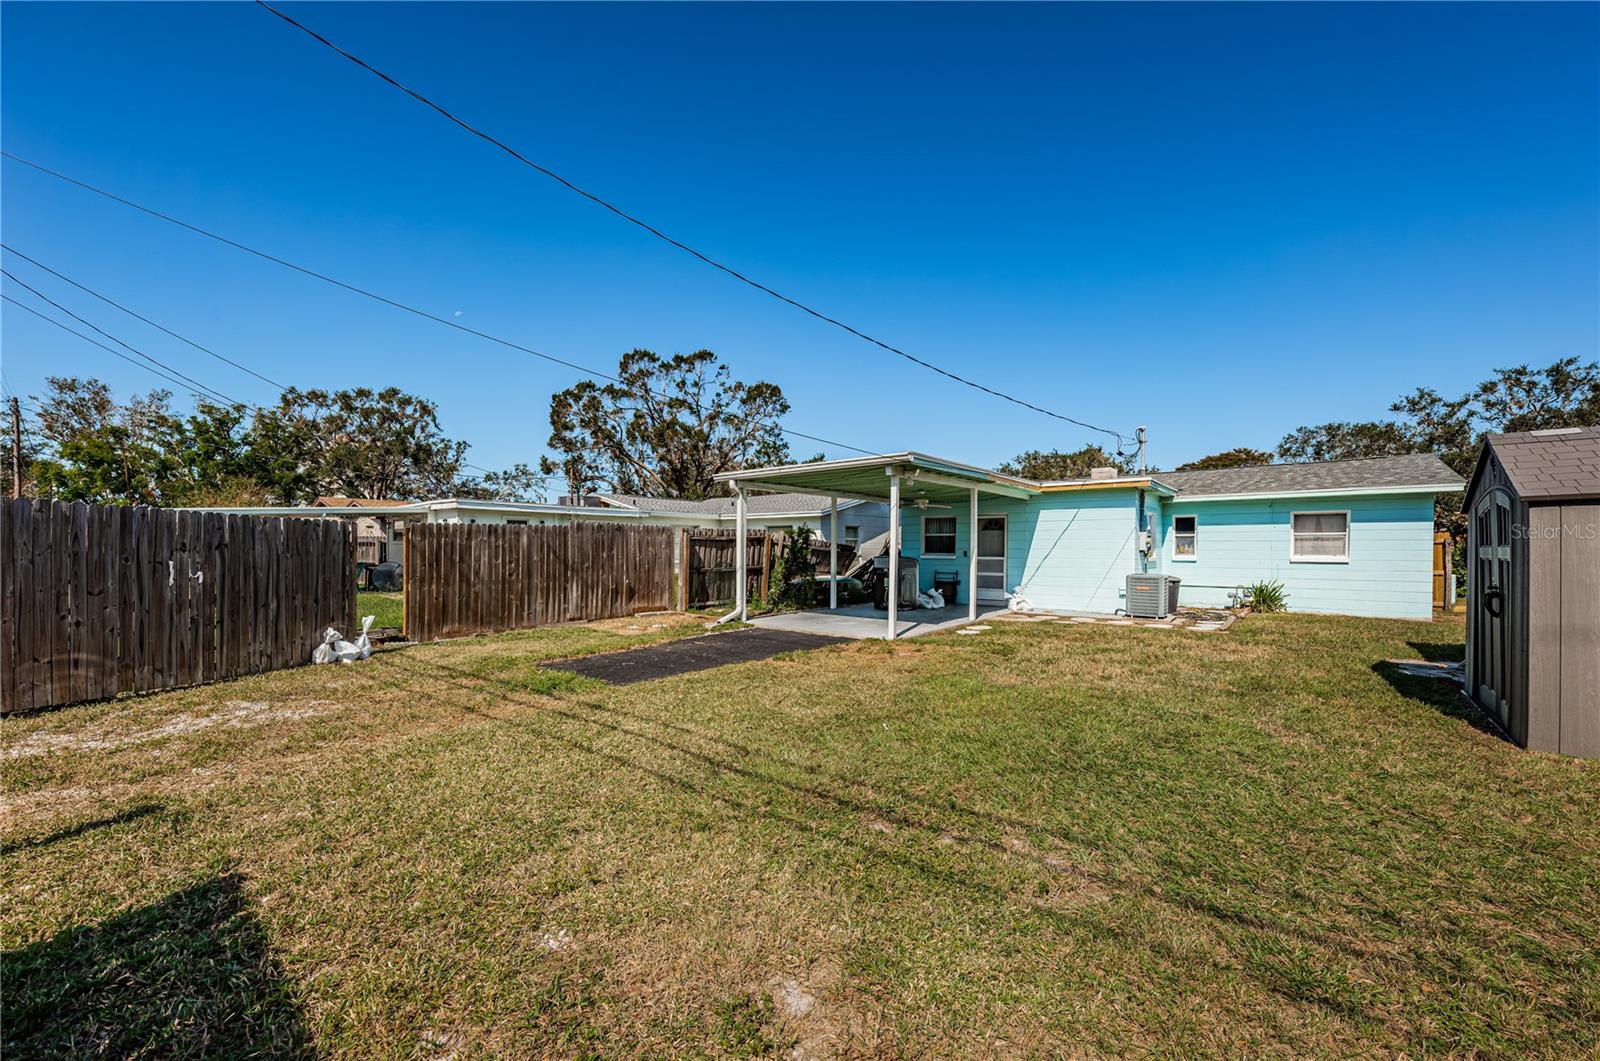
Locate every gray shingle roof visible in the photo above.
<box><xmin>1483</xmin><ymin>426</ymin><xmax>1600</xmax><ymax>501</ymax></box>
<box><xmin>595</xmin><ymin>492</ymin><xmax>852</xmax><ymax>515</ymax></box>
<box><xmin>1153</xmin><ymin>453</ymin><xmax>1463</xmax><ymax>498</ymax></box>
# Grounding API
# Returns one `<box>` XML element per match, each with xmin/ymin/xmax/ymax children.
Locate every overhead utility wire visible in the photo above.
<box><xmin>2</xmin><ymin>244</ymin><xmax>290</xmax><ymax>391</ymax></box>
<box><xmin>4</xmin><ymin>294</ymin><xmax>245</xmax><ymax>404</ymax></box>
<box><xmin>2</xmin><ymin>257</ymin><xmax>515</xmax><ymax>480</ymax></box>
<box><xmin>3</xmin><ymin>269</ymin><xmax>244</xmax><ymax>407</ymax></box>
<box><xmin>2</xmin><ymin>152</ymin><xmax>874</xmax><ymax>458</ymax></box>
<box><xmin>255</xmin><ymin>0</ymin><xmax>1131</xmax><ymax>445</ymax></box>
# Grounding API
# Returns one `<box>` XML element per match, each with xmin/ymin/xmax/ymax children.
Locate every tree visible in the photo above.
<box><xmin>1277</xmin><ymin>357</ymin><xmax>1600</xmax><ymax>595</ymax></box>
<box><xmin>1470</xmin><ymin>358</ymin><xmax>1600</xmax><ymax>435</ymax></box>
<box><xmin>996</xmin><ymin>444</ymin><xmax>1132</xmax><ymax>480</ymax></box>
<box><xmin>539</xmin><ymin>349</ymin><xmax>791</xmax><ymax>500</ymax></box>
<box><xmin>17</xmin><ymin>379</ymin><xmax>522</xmax><ymax>507</ymax></box>
<box><xmin>1275</xmin><ymin>420</ymin><xmax>1418</xmax><ymax>464</ymax></box>
<box><xmin>1173</xmin><ymin>447</ymin><xmax>1276</xmax><ymax>471</ymax></box>
<box><xmin>246</xmin><ymin>387</ymin><xmax>471</xmax><ymax>502</ymax></box>
<box><xmin>454</xmin><ymin>462</ymin><xmax>547</xmax><ymax>503</ymax></box>
<box><xmin>28</xmin><ymin>379</ymin><xmax>187</xmax><ymax>505</ymax></box>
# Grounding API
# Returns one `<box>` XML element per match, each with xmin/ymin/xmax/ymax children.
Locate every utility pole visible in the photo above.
<box><xmin>1136</xmin><ymin>425</ymin><xmax>1148</xmax><ymax>474</ymax></box>
<box><xmin>8</xmin><ymin>396</ymin><xmax>21</xmax><ymax>499</ymax></box>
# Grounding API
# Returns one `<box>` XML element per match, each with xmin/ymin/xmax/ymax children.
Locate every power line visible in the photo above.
<box><xmin>3</xmin><ymin>269</ymin><xmax>245</xmax><ymax>407</ymax></box>
<box><xmin>2</xmin><ymin>262</ymin><xmax>530</xmax><ymax>482</ymax></box>
<box><xmin>2</xmin><ymin>290</ymin><xmax>522</xmax><ymax>483</ymax></box>
<box><xmin>3</xmin><ymin>294</ymin><xmax>244</xmax><ymax>403</ymax></box>
<box><xmin>2</xmin><ymin>152</ymin><xmax>875</xmax><ymax>459</ymax></box>
<box><xmin>2</xmin><ymin>244</ymin><xmax>290</xmax><ymax>391</ymax></box>
<box><xmin>255</xmin><ymin>0</ymin><xmax>1132</xmax><ymax>445</ymax></box>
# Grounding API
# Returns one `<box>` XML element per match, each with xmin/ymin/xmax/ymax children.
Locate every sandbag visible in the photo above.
<box><xmin>312</xmin><ymin>627</ymin><xmax>341</xmax><ymax>665</ymax></box>
<box><xmin>334</xmin><ymin>615</ymin><xmax>376</xmax><ymax>663</ymax></box>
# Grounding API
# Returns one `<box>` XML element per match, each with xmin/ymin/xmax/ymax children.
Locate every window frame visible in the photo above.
<box><xmin>1171</xmin><ymin>514</ymin><xmax>1198</xmax><ymax>561</ymax></box>
<box><xmin>921</xmin><ymin>514</ymin><xmax>958</xmax><ymax>557</ymax></box>
<box><xmin>1289</xmin><ymin>510</ymin><xmax>1351</xmax><ymax>563</ymax></box>
<box><xmin>843</xmin><ymin>525</ymin><xmax>861</xmax><ymax>548</ymax></box>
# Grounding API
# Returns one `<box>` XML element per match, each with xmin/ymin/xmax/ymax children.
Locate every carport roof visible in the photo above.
<box><xmin>714</xmin><ymin>452</ymin><xmax>1030</xmax><ymax>502</ymax></box>
<box><xmin>713</xmin><ymin>452</ymin><xmax>1161</xmax><ymax>503</ymax></box>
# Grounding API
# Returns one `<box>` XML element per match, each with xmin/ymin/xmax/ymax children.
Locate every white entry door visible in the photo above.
<box><xmin>976</xmin><ymin>516</ymin><xmax>1008</xmax><ymax>604</ymax></box>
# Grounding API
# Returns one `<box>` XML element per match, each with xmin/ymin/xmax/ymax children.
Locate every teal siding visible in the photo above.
<box><xmin>895</xmin><ymin>487</ymin><xmax>1437</xmax><ymax>619</ymax></box>
<box><xmin>1154</xmin><ymin>493</ymin><xmax>1437</xmax><ymax>619</ymax></box>
<box><xmin>900</xmin><ymin>489</ymin><xmax>1144</xmax><ymax>612</ymax></box>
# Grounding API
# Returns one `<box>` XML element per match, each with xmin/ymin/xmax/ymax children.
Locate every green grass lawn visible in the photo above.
<box><xmin>356</xmin><ymin>591</ymin><xmax>405</xmax><ymax>632</ymax></box>
<box><xmin>3</xmin><ymin>612</ymin><xmax>1597</xmax><ymax>1056</ymax></box>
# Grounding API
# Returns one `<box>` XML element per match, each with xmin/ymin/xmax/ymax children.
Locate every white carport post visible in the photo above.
<box><xmin>829</xmin><ymin>497</ymin><xmax>839</xmax><ymax>610</ymax></box>
<box><xmin>886</xmin><ymin>474</ymin><xmax>900</xmax><ymax>640</ymax></box>
<box><xmin>969</xmin><ymin>486</ymin><xmax>979</xmax><ymax>622</ymax></box>
<box><xmin>735</xmin><ymin>483</ymin><xmax>748</xmax><ymax>621</ymax></box>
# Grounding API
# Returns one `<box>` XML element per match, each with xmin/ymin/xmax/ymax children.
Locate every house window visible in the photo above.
<box><xmin>923</xmin><ymin>515</ymin><xmax>957</xmax><ymax>556</ymax></box>
<box><xmin>844</xmin><ymin>525</ymin><xmax>860</xmax><ymax>548</ymax></box>
<box><xmin>1173</xmin><ymin>515</ymin><xmax>1198</xmax><ymax>559</ymax></box>
<box><xmin>506</xmin><ymin>519</ymin><xmax>528</xmax><ymax>526</ymax></box>
<box><xmin>1291</xmin><ymin>511</ymin><xmax>1350</xmax><ymax>561</ymax></box>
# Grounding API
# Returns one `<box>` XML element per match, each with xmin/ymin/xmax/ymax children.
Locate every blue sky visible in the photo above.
<box><xmin>3</xmin><ymin>2</ymin><xmax>1595</xmax><ymax>483</ymax></box>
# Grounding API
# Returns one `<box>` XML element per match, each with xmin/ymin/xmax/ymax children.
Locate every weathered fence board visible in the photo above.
<box><xmin>1</xmin><ymin>499</ymin><xmax>356</xmax><ymax>714</ymax></box>
<box><xmin>403</xmin><ymin>522</ymin><xmax>673</xmax><ymax>642</ymax></box>
<box><xmin>680</xmin><ymin>530</ymin><xmax>852</xmax><ymax>609</ymax></box>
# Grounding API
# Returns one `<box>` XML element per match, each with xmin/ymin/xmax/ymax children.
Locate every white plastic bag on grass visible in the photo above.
<box><xmin>335</xmin><ymin>616</ymin><xmax>376</xmax><ymax>663</ymax></box>
<box><xmin>312</xmin><ymin>628</ymin><xmax>341</xmax><ymax>665</ymax></box>
<box><xmin>1007</xmin><ymin>587</ymin><xmax>1038</xmax><ymax>613</ymax></box>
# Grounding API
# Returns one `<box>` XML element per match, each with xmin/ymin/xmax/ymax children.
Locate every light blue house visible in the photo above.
<box><xmin>715</xmin><ymin>451</ymin><xmax>1462</xmax><ymax>638</ymax></box>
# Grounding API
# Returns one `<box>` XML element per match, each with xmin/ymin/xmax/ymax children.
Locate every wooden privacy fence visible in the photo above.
<box><xmin>403</xmin><ymin>521</ymin><xmax>674</xmax><ymax>642</ymax></box>
<box><xmin>1</xmin><ymin>499</ymin><xmax>356</xmax><ymax>714</ymax></box>
<box><xmin>682</xmin><ymin>530</ymin><xmax>772</xmax><ymax>609</ymax></box>
<box><xmin>681</xmin><ymin>529</ymin><xmax>855</xmax><ymax>608</ymax></box>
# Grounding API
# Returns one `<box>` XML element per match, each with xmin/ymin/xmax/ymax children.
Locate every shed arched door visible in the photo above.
<box><xmin>1473</xmin><ymin>489</ymin><xmax>1513</xmax><ymax>724</ymax></box>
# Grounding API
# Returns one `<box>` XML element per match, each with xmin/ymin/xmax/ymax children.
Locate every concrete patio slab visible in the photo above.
<box><xmin>750</xmin><ymin>602</ymin><xmax>1008</xmax><ymax>640</ymax></box>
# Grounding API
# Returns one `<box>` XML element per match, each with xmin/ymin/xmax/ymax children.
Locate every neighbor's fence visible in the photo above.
<box><xmin>403</xmin><ymin>521</ymin><xmax>674</xmax><ymax>642</ymax></box>
<box><xmin>682</xmin><ymin>529</ymin><xmax>772</xmax><ymax>609</ymax></box>
<box><xmin>1</xmin><ymin>499</ymin><xmax>356</xmax><ymax>714</ymax></box>
<box><xmin>680</xmin><ymin>529</ymin><xmax>854</xmax><ymax>608</ymax></box>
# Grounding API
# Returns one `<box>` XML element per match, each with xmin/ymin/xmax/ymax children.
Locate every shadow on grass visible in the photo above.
<box><xmin>1371</xmin><ymin>661</ymin><xmax>1511</xmax><ymax>743</ymax></box>
<box><xmin>1</xmin><ymin>803</ymin><xmax>164</xmax><ymax>854</ymax></box>
<box><xmin>1408</xmin><ymin>641</ymin><xmax>1465</xmax><ymax>664</ymax></box>
<box><xmin>2</xmin><ymin>873</ymin><xmax>309</xmax><ymax>1058</ymax></box>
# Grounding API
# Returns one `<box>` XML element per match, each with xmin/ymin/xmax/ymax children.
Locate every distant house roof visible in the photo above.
<box><xmin>1153</xmin><ymin>453</ymin><xmax>1464</xmax><ymax>499</ymax></box>
<box><xmin>1473</xmin><ymin>426</ymin><xmax>1600</xmax><ymax>501</ymax></box>
<box><xmin>591</xmin><ymin>492</ymin><xmax>864</xmax><ymax>516</ymax></box>
<box><xmin>311</xmin><ymin>496</ymin><xmax>409</xmax><ymax>508</ymax></box>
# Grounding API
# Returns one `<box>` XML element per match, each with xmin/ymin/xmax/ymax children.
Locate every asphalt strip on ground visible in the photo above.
<box><xmin>541</xmin><ymin>627</ymin><xmax>850</xmax><ymax>685</ymax></box>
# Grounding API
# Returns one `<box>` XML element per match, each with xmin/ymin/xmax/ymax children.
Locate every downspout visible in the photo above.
<box><xmin>716</xmin><ymin>483</ymin><xmax>748</xmax><ymax>624</ymax></box>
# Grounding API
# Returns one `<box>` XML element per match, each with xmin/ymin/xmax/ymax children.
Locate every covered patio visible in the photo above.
<box><xmin>714</xmin><ymin>453</ymin><xmax>1038</xmax><ymax>640</ymax></box>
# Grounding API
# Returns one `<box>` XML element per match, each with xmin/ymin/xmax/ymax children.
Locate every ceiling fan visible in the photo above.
<box><xmin>912</xmin><ymin>492</ymin><xmax>951</xmax><ymax>510</ymax></box>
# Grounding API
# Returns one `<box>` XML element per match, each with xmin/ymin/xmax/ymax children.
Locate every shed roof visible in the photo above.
<box><xmin>1153</xmin><ymin>453</ymin><xmax>1463</xmax><ymax>499</ymax></box>
<box><xmin>1476</xmin><ymin>426</ymin><xmax>1600</xmax><ymax>501</ymax></box>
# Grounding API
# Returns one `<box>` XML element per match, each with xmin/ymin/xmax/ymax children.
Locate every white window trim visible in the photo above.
<box><xmin>921</xmin><ymin>513</ymin><xmax>958</xmax><ymax>557</ymax></box>
<box><xmin>1171</xmin><ymin>514</ymin><xmax>1198</xmax><ymax>562</ymax></box>
<box><xmin>1290</xmin><ymin>509</ymin><xmax>1351</xmax><ymax>563</ymax></box>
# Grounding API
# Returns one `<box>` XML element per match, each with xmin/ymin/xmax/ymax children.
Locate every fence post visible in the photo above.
<box><xmin>760</xmin><ymin>533</ymin><xmax>771</xmax><ymax>603</ymax></box>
